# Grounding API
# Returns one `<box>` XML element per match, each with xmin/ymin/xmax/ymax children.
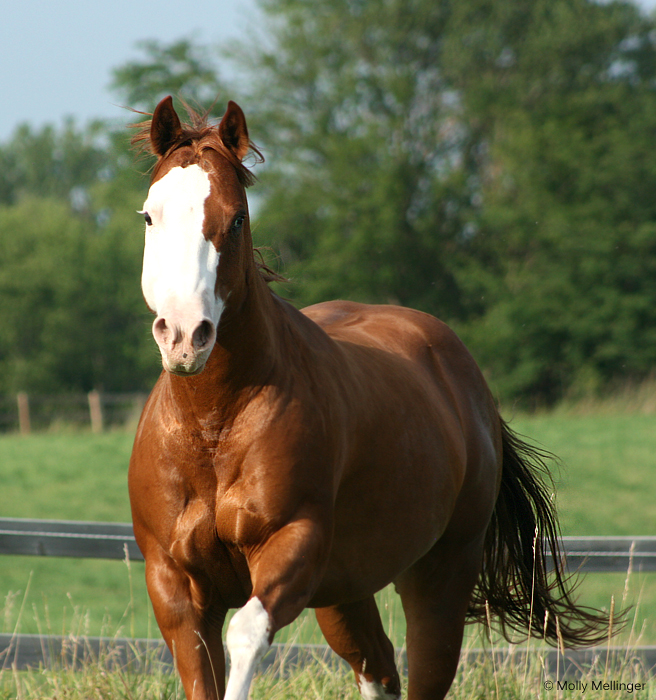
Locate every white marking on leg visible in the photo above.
<box><xmin>359</xmin><ymin>673</ymin><xmax>401</xmax><ymax>700</ymax></box>
<box><xmin>224</xmin><ymin>597</ymin><xmax>271</xmax><ymax>700</ymax></box>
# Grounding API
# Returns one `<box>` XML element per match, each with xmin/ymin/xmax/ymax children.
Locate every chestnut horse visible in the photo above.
<box><xmin>129</xmin><ymin>97</ymin><xmax>609</xmax><ymax>700</ymax></box>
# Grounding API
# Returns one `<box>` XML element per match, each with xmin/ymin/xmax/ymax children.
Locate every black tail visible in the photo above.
<box><xmin>468</xmin><ymin>419</ymin><xmax>620</xmax><ymax>647</ymax></box>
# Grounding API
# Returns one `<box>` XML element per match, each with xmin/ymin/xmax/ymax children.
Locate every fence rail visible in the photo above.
<box><xmin>2</xmin><ymin>632</ymin><xmax>655</xmax><ymax>680</ymax></box>
<box><xmin>2</xmin><ymin>518</ymin><xmax>656</xmax><ymax>572</ymax></box>
<box><xmin>0</xmin><ymin>518</ymin><xmax>142</xmax><ymax>560</ymax></box>
<box><xmin>1</xmin><ymin>518</ymin><xmax>655</xmax><ymax>677</ymax></box>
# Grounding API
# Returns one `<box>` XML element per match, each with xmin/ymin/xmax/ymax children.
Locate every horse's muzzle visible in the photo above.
<box><xmin>152</xmin><ymin>316</ymin><xmax>217</xmax><ymax>375</ymax></box>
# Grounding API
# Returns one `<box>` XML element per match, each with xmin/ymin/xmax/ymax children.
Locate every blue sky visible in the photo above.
<box><xmin>1</xmin><ymin>0</ymin><xmax>655</xmax><ymax>140</ymax></box>
<box><xmin>1</xmin><ymin>0</ymin><xmax>260</xmax><ymax>139</ymax></box>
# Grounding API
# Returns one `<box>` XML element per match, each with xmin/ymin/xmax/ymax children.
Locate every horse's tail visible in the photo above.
<box><xmin>467</xmin><ymin>418</ymin><xmax>618</xmax><ymax>647</ymax></box>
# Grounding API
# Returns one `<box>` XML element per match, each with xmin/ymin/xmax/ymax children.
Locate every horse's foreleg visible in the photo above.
<box><xmin>223</xmin><ymin>597</ymin><xmax>270</xmax><ymax>700</ymax></box>
<box><xmin>315</xmin><ymin>597</ymin><xmax>401</xmax><ymax>699</ymax></box>
<box><xmin>224</xmin><ymin>517</ymin><xmax>330</xmax><ymax>700</ymax></box>
<box><xmin>145</xmin><ymin>551</ymin><xmax>227</xmax><ymax>700</ymax></box>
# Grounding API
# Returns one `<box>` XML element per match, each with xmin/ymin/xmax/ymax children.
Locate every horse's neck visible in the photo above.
<box><xmin>163</xmin><ymin>273</ymin><xmax>295</xmax><ymax>422</ymax></box>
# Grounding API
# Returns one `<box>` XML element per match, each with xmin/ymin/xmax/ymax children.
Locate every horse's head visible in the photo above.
<box><xmin>137</xmin><ymin>96</ymin><xmax>260</xmax><ymax>376</ymax></box>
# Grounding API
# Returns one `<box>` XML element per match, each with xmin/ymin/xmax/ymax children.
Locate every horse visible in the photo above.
<box><xmin>128</xmin><ymin>96</ymin><xmax>611</xmax><ymax>700</ymax></box>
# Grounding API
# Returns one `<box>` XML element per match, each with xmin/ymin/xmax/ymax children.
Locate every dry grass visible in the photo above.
<box><xmin>1</xmin><ymin>572</ymin><xmax>655</xmax><ymax>699</ymax></box>
<box><xmin>549</xmin><ymin>375</ymin><xmax>656</xmax><ymax>417</ymax></box>
<box><xmin>2</xmin><ymin>640</ymin><xmax>655</xmax><ymax>699</ymax></box>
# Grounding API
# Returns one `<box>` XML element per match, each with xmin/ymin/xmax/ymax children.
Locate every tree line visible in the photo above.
<box><xmin>2</xmin><ymin>0</ymin><xmax>656</xmax><ymax>407</ymax></box>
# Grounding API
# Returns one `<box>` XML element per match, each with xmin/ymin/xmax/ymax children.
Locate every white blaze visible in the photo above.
<box><xmin>140</xmin><ymin>164</ymin><xmax>224</xmax><ymax>373</ymax></box>
<box><xmin>141</xmin><ymin>164</ymin><xmax>223</xmax><ymax>326</ymax></box>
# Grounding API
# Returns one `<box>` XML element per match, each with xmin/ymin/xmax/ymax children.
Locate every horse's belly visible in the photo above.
<box><xmin>309</xmin><ymin>463</ymin><xmax>455</xmax><ymax>605</ymax></box>
<box><xmin>309</xmin><ymin>532</ymin><xmax>436</xmax><ymax>608</ymax></box>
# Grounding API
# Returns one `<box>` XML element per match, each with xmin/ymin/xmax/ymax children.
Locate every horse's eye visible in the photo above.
<box><xmin>138</xmin><ymin>210</ymin><xmax>153</xmax><ymax>226</ymax></box>
<box><xmin>231</xmin><ymin>215</ymin><xmax>245</xmax><ymax>232</ymax></box>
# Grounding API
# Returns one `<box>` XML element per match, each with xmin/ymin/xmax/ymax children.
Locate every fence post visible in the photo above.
<box><xmin>17</xmin><ymin>392</ymin><xmax>31</xmax><ymax>435</ymax></box>
<box><xmin>88</xmin><ymin>390</ymin><xmax>103</xmax><ymax>434</ymax></box>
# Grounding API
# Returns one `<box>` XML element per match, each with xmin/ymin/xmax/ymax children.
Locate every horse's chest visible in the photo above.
<box><xmin>213</xmin><ymin>487</ymin><xmax>272</xmax><ymax>548</ymax></box>
<box><xmin>168</xmin><ymin>495</ymin><xmax>252</xmax><ymax>605</ymax></box>
<box><xmin>143</xmin><ymin>428</ymin><xmax>281</xmax><ymax>594</ymax></box>
<box><xmin>169</xmin><ymin>496</ymin><xmax>216</xmax><ymax>566</ymax></box>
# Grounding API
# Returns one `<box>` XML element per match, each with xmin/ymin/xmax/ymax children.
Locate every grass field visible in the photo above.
<box><xmin>4</xmin><ymin>647</ymin><xmax>655</xmax><ymax>699</ymax></box>
<box><xmin>0</xmin><ymin>402</ymin><xmax>655</xmax><ymax>654</ymax></box>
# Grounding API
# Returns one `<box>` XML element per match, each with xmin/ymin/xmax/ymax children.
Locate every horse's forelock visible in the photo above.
<box><xmin>130</xmin><ymin>102</ymin><xmax>263</xmax><ymax>188</ymax></box>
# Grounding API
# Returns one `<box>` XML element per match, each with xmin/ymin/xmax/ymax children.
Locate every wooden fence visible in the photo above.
<box><xmin>1</xmin><ymin>518</ymin><xmax>655</xmax><ymax>677</ymax></box>
<box><xmin>0</xmin><ymin>392</ymin><xmax>147</xmax><ymax>434</ymax></box>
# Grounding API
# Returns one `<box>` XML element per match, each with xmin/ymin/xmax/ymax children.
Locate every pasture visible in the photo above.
<box><xmin>0</xmin><ymin>403</ymin><xmax>655</xmax><ymax>650</ymax></box>
<box><xmin>3</xmin><ymin>642</ymin><xmax>655</xmax><ymax>699</ymax></box>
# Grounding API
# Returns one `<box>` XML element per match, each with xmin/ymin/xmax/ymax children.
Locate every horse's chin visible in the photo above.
<box><xmin>166</xmin><ymin>364</ymin><xmax>206</xmax><ymax>377</ymax></box>
<box><xmin>161</xmin><ymin>355</ymin><xmax>209</xmax><ymax>377</ymax></box>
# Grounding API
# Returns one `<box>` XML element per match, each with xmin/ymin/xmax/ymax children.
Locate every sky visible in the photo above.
<box><xmin>2</xmin><ymin>0</ymin><xmax>656</xmax><ymax>141</ymax></box>
<box><xmin>0</xmin><ymin>0</ymin><xmax>261</xmax><ymax>140</ymax></box>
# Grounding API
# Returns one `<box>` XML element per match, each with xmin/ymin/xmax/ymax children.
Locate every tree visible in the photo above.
<box><xmin>230</xmin><ymin>0</ymin><xmax>656</xmax><ymax>405</ymax></box>
<box><xmin>438</xmin><ymin>0</ymin><xmax>656</xmax><ymax>402</ymax></box>
<box><xmin>233</xmin><ymin>0</ymin><xmax>473</xmax><ymax>318</ymax></box>
<box><xmin>4</xmin><ymin>0</ymin><xmax>655</xmax><ymax>404</ymax></box>
<box><xmin>0</xmin><ymin>119</ymin><xmax>109</xmax><ymax>206</ymax></box>
<box><xmin>0</xmin><ymin>115</ymin><xmax>158</xmax><ymax>394</ymax></box>
<box><xmin>0</xmin><ymin>39</ymin><xmax>228</xmax><ymax>396</ymax></box>
<box><xmin>0</xmin><ymin>194</ymin><xmax>156</xmax><ymax>394</ymax></box>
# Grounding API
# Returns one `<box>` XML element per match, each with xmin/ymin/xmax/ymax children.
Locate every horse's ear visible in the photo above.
<box><xmin>150</xmin><ymin>96</ymin><xmax>183</xmax><ymax>157</ymax></box>
<box><xmin>218</xmin><ymin>101</ymin><xmax>250</xmax><ymax>162</ymax></box>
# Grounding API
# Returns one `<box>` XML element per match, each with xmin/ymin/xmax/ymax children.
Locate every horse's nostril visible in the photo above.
<box><xmin>153</xmin><ymin>317</ymin><xmax>172</xmax><ymax>345</ymax></box>
<box><xmin>192</xmin><ymin>320</ymin><xmax>215</xmax><ymax>350</ymax></box>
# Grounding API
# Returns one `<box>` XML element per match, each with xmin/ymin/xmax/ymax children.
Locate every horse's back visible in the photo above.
<box><xmin>302</xmin><ymin>298</ymin><xmax>500</xmax><ymax>451</ymax></box>
<box><xmin>302</xmin><ymin>299</ymin><xmax>444</xmax><ymax>353</ymax></box>
<box><xmin>302</xmin><ymin>300</ymin><xmax>494</xmax><ymax>407</ymax></box>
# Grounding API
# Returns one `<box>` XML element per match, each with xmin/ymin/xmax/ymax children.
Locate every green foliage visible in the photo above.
<box><xmin>3</xmin><ymin>0</ymin><xmax>656</xmax><ymax>402</ymax></box>
<box><xmin>0</xmin><ymin>39</ymin><xmax>232</xmax><ymax>396</ymax></box>
<box><xmin>232</xmin><ymin>0</ymin><xmax>656</xmax><ymax>405</ymax></box>
<box><xmin>0</xmin><ymin>119</ymin><xmax>109</xmax><ymax>206</ymax></box>
<box><xmin>440</xmin><ymin>0</ymin><xmax>656</xmax><ymax>403</ymax></box>
<box><xmin>0</xmin><ymin>194</ymin><xmax>156</xmax><ymax>394</ymax></box>
<box><xmin>0</xmin><ymin>119</ymin><xmax>158</xmax><ymax>394</ymax></box>
<box><xmin>238</xmin><ymin>0</ymin><xmax>472</xmax><ymax>317</ymax></box>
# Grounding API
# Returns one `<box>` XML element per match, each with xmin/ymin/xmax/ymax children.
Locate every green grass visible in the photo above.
<box><xmin>2</xmin><ymin>628</ymin><xmax>656</xmax><ymax>699</ymax></box>
<box><xmin>0</xmin><ymin>431</ymin><xmax>134</xmax><ymax>522</ymax></box>
<box><xmin>0</xmin><ymin>431</ymin><xmax>151</xmax><ymax>639</ymax></box>
<box><xmin>510</xmin><ymin>411</ymin><xmax>656</xmax><ymax>645</ymax></box>
<box><xmin>0</xmin><ymin>405</ymin><xmax>655</xmax><ymax>649</ymax></box>
<box><xmin>512</xmin><ymin>412</ymin><xmax>656</xmax><ymax>536</ymax></box>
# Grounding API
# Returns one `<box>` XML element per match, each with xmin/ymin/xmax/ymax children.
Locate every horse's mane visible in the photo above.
<box><xmin>130</xmin><ymin>100</ymin><xmax>264</xmax><ymax>188</ymax></box>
